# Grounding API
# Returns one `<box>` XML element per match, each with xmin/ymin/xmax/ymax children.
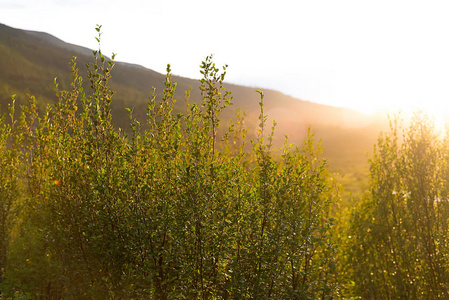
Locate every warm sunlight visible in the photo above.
<box><xmin>4</xmin><ymin>1</ymin><xmax>449</xmax><ymax>298</ymax></box>
<box><xmin>398</xmin><ymin>102</ymin><xmax>449</xmax><ymax>135</ymax></box>
<box><xmin>3</xmin><ymin>0</ymin><xmax>449</xmax><ymax>116</ymax></box>
<box><xmin>420</xmin><ymin>104</ymin><xmax>449</xmax><ymax>132</ymax></box>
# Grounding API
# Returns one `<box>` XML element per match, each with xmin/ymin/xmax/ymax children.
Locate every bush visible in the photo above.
<box><xmin>345</xmin><ymin>114</ymin><xmax>449</xmax><ymax>299</ymax></box>
<box><xmin>0</xmin><ymin>27</ymin><xmax>339</xmax><ymax>299</ymax></box>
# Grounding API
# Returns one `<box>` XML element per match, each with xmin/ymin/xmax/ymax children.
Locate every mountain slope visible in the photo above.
<box><xmin>0</xmin><ymin>23</ymin><xmax>373</xmax><ymax>127</ymax></box>
<box><xmin>0</xmin><ymin>23</ymin><xmax>384</xmax><ymax>194</ymax></box>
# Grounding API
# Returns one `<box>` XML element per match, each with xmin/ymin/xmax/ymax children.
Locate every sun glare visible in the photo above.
<box><xmin>397</xmin><ymin>104</ymin><xmax>449</xmax><ymax>137</ymax></box>
<box><xmin>428</xmin><ymin>111</ymin><xmax>448</xmax><ymax>135</ymax></box>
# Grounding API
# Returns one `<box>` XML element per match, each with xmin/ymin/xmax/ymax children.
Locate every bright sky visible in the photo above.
<box><xmin>3</xmin><ymin>0</ymin><xmax>449</xmax><ymax>116</ymax></box>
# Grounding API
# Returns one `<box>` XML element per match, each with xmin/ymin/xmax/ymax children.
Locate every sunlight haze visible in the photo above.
<box><xmin>3</xmin><ymin>0</ymin><xmax>449</xmax><ymax>117</ymax></box>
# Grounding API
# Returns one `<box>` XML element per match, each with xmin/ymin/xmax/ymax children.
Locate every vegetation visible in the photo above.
<box><xmin>2</xmin><ymin>25</ymin><xmax>449</xmax><ymax>299</ymax></box>
<box><xmin>342</xmin><ymin>115</ymin><xmax>449</xmax><ymax>299</ymax></box>
<box><xmin>0</xmin><ymin>22</ymin><xmax>381</xmax><ymax>200</ymax></box>
<box><xmin>0</xmin><ymin>26</ymin><xmax>340</xmax><ymax>299</ymax></box>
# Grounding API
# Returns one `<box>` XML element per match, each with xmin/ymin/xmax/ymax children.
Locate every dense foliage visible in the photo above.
<box><xmin>343</xmin><ymin>115</ymin><xmax>449</xmax><ymax>299</ymax></box>
<box><xmin>0</xmin><ymin>23</ymin><xmax>382</xmax><ymax>202</ymax></box>
<box><xmin>0</xmin><ymin>27</ymin><xmax>339</xmax><ymax>299</ymax></box>
<box><xmin>3</xmin><ymin>27</ymin><xmax>449</xmax><ymax>299</ymax></box>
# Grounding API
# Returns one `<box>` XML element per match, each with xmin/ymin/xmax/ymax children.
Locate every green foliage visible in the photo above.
<box><xmin>9</xmin><ymin>24</ymin><xmax>449</xmax><ymax>300</ymax></box>
<box><xmin>344</xmin><ymin>114</ymin><xmax>449</xmax><ymax>299</ymax></box>
<box><xmin>10</xmin><ymin>25</ymin><xmax>449</xmax><ymax>300</ymax></box>
<box><xmin>0</xmin><ymin>23</ymin><xmax>382</xmax><ymax>196</ymax></box>
<box><xmin>0</xmin><ymin>98</ymin><xmax>22</xmax><ymax>282</ymax></box>
<box><xmin>0</xmin><ymin>29</ymin><xmax>339</xmax><ymax>298</ymax></box>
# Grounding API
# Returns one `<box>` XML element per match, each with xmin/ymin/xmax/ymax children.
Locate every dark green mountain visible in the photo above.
<box><xmin>0</xmin><ymin>23</ymin><xmax>385</xmax><ymax>195</ymax></box>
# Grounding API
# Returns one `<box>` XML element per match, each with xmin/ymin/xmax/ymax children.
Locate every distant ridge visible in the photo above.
<box><xmin>24</xmin><ymin>29</ymin><xmax>94</xmax><ymax>57</ymax></box>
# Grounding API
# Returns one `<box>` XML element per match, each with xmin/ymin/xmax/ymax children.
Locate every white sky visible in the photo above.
<box><xmin>3</xmin><ymin>0</ymin><xmax>449</xmax><ymax>115</ymax></box>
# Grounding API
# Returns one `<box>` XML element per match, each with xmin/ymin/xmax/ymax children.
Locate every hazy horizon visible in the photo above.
<box><xmin>3</xmin><ymin>0</ymin><xmax>449</xmax><ymax>118</ymax></box>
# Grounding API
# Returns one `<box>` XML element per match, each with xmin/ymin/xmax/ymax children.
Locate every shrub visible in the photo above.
<box><xmin>0</xmin><ymin>26</ymin><xmax>339</xmax><ymax>299</ymax></box>
<box><xmin>345</xmin><ymin>114</ymin><xmax>449</xmax><ymax>299</ymax></box>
